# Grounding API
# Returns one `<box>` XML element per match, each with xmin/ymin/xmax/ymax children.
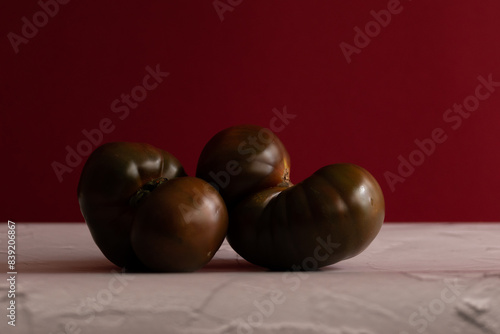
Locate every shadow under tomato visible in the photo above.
<box><xmin>197</xmin><ymin>257</ymin><xmax>266</xmax><ymax>273</ymax></box>
<box><xmin>16</xmin><ymin>257</ymin><xmax>119</xmax><ymax>273</ymax></box>
<box><xmin>16</xmin><ymin>254</ymin><xmax>344</xmax><ymax>274</ymax></box>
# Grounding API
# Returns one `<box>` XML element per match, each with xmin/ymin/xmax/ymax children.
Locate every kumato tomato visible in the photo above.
<box><xmin>131</xmin><ymin>177</ymin><xmax>228</xmax><ymax>272</ymax></box>
<box><xmin>77</xmin><ymin>142</ymin><xmax>228</xmax><ymax>272</ymax></box>
<box><xmin>228</xmin><ymin>164</ymin><xmax>385</xmax><ymax>270</ymax></box>
<box><xmin>196</xmin><ymin>124</ymin><xmax>291</xmax><ymax>209</ymax></box>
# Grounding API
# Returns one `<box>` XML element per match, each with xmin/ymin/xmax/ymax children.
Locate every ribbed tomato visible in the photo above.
<box><xmin>227</xmin><ymin>163</ymin><xmax>385</xmax><ymax>270</ymax></box>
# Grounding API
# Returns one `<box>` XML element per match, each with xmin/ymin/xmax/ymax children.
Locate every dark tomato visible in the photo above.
<box><xmin>131</xmin><ymin>177</ymin><xmax>228</xmax><ymax>272</ymax></box>
<box><xmin>227</xmin><ymin>164</ymin><xmax>385</xmax><ymax>270</ymax></box>
<box><xmin>77</xmin><ymin>142</ymin><xmax>186</xmax><ymax>268</ymax></box>
<box><xmin>196</xmin><ymin>124</ymin><xmax>291</xmax><ymax>209</ymax></box>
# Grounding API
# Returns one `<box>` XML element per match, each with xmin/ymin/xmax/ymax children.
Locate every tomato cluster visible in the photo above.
<box><xmin>196</xmin><ymin>125</ymin><xmax>385</xmax><ymax>270</ymax></box>
<box><xmin>77</xmin><ymin>142</ymin><xmax>228</xmax><ymax>272</ymax></box>
<box><xmin>78</xmin><ymin>125</ymin><xmax>385</xmax><ymax>272</ymax></box>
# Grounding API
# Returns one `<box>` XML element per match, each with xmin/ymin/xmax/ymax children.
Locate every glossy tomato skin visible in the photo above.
<box><xmin>131</xmin><ymin>177</ymin><xmax>228</xmax><ymax>272</ymax></box>
<box><xmin>196</xmin><ymin>125</ymin><xmax>291</xmax><ymax>209</ymax></box>
<box><xmin>77</xmin><ymin>142</ymin><xmax>186</xmax><ymax>268</ymax></box>
<box><xmin>227</xmin><ymin>164</ymin><xmax>385</xmax><ymax>270</ymax></box>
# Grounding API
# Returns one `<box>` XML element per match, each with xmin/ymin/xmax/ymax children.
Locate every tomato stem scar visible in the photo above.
<box><xmin>129</xmin><ymin>177</ymin><xmax>168</xmax><ymax>207</ymax></box>
<box><xmin>278</xmin><ymin>168</ymin><xmax>292</xmax><ymax>188</ymax></box>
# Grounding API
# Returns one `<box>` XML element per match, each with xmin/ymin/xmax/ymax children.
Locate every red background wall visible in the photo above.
<box><xmin>1</xmin><ymin>0</ymin><xmax>500</xmax><ymax>223</ymax></box>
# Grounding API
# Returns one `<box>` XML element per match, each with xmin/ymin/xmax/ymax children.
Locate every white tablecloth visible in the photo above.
<box><xmin>1</xmin><ymin>223</ymin><xmax>499</xmax><ymax>334</ymax></box>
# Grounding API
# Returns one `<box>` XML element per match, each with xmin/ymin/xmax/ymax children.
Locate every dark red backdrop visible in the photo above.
<box><xmin>2</xmin><ymin>0</ymin><xmax>500</xmax><ymax>222</ymax></box>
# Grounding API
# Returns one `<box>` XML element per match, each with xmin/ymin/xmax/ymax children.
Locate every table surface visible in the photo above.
<box><xmin>1</xmin><ymin>223</ymin><xmax>499</xmax><ymax>334</ymax></box>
